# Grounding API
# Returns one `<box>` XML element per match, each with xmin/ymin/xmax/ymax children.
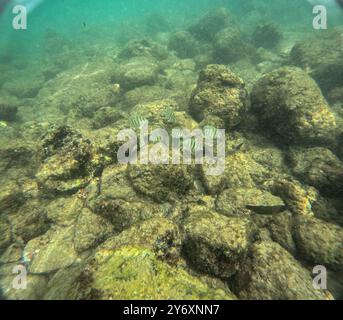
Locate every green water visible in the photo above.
<box><xmin>0</xmin><ymin>0</ymin><xmax>342</xmax><ymax>301</ymax></box>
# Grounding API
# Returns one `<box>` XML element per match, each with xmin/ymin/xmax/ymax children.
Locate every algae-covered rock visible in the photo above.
<box><xmin>0</xmin><ymin>103</ymin><xmax>18</xmax><ymax>122</ymax></box>
<box><xmin>72</xmin><ymin>208</ymin><xmax>114</xmax><ymax>253</ymax></box>
<box><xmin>213</xmin><ymin>27</ymin><xmax>250</xmax><ymax>63</ymax></box>
<box><xmin>29</xmin><ymin>62</ymin><xmax>116</xmax><ymax>122</ymax></box>
<box><xmin>288</xmin><ymin>147</ymin><xmax>343</xmax><ymax>196</ymax></box>
<box><xmin>76</xmin><ymin>246</ymin><xmax>235</xmax><ymax>300</ymax></box>
<box><xmin>293</xmin><ymin>216</ymin><xmax>343</xmax><ymax>271</ymax></box>
<box><xmin>200</xmin><ymin>151</ymin><xmax>268</xmax><ymax>195</ymax></box>
<box><xmin>0</xmin><ymin>219</ymin><xmax>11</xmax><ymax>253</ymax></box>
<box><xmin>233</xmin><ymin>241</ymin><xmax>328</xmax><ymax>300</ymax></box>
<box><xmin>0</xmin><ymin>179</ymin><xmax>25</xmax><ymax>214</ymax></box>
<box><xmin>123</xmin><ymin>85</ymin><xmax>173</xmax><ymax>108</ymax></box>
<box><xmin>168</xmin><ymin>31</ymin><xmax>200</xmax><ymax>59</ymax></box>
<box><xmin>270</xmin><ymin>178</ymin><xmax>316</xmax><ymax>217</ymax></box>
<box><xmin>92</xmin><ymin>107</ymin><xmax>123</xmax><ymax>129</ymax></box>
<box><xmin>87</xmin><ymin>165</ymin><xmax>164</xmax><ymax>231</ymax></box>
<box><xmin>113</xmin><ymin>57</ymin><xmax>160</xmax><ymax>90</ymax></box>
<box><xmin>100</xmin><ymin>217</ymin><xmax>181</xmax><ymax>262</ymax></box>
<box><xmin>182</xmin><ymin>208</ymin><xmax>251</xmax><ymax>278</ymax></box>
<box><xmin>251</xmin><ymin>67</ymin><xmax>337</xmax><ymax>145</ymax></box>
<box><xmin>189</xmin><ymin>64</ymin><xmax>247</xmax><ymax>129</ymax></box>
<box><xmin>251</xmin><ymin>211</ymin><xmax>297</xmax><ymax>255</ymax></box>
<box><xmin>2</xmin><ymin>70</ymin><xmax>44</xmax><ymax>99</ymax></box>
<box><xmin>252</xmin><ymin>23</ymin><xmax>282</xmax><ymax>49</ymax></box>
<box><xmin>188</xmin><ymin>8</ymin><xmax>231</xmax><ymax>42</ymax></box>
<box><xmin>24</xmin><ymin>228</ymin><xmax>80</xmax><ymax>274</ymax></box>
<box><xmin>9</xmin><ymin>200</ymin><xmax>50</xmax><ymax>244</ymax></box>
<box><xmin>36</xmin><ymin>126</ymin><xmax>101</xmax><ymax>196</ymax></box>
<box><xmin>45</xmin><ymin>195</ymin><xmax>83</xmax><ymax>227</ymax></box>
<box><xmin>128</xmin><ymin>161</ymin><xmax>193</xmax><ymax>203</ymax></box>
<box><xmin>290</xmin><ymin>29</ymin><xmax>343</xmax><ymax>94</ymax></box>
<box><xmin>216</xmin><ymin>188</ymin><xmax>286</xmax><ymax>217</ymax></box>
<box><xmin>118</xmin><ymin>39</ymin><xmax>169</xmax><ymax>61</ymax></box>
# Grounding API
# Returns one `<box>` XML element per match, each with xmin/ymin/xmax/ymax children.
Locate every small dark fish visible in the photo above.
<box><xmin>82</xmin><ymin>22</ymin><xmax>86</xmax><ymax>28</ymax></box>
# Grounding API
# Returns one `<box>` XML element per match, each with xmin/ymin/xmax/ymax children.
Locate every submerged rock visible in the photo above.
<box><xmin>188</xmin><ymin>8</ymin><xmax>231</xmax><ymax>42</ymax></box>
<box><xmin>189</xmin><ymin>64</ymin><xmax>247</xmax><ymax>129</ymax></box>
<box><xmin>213</xmin><ymin>27</ymin><xmax>250</xmax><ymax>63</ymax></box>
<box><xmin>100</xmin><ymin>217</ymin><xmax>181</xmax><ymax>262</ymax></box>
<box><xmin>293</xmin><ymin>216</ymin><xmax>343</xmax><ymax>271</ymax></box>
<box><xmin>87</xmin><ymin>165</ymin><xmax>164</xmax><ymax>232</ymax></box>
<box><xmin>251</xmin><ymin>67</ymin><xmax>337</xmax><ymax>145</ymax></box>
<box><xmin>36</xmin><ymin>126</ymin><xmax>101</xmax><ymax>196</ymax></box>
<box><xmin>23</xmin><ymin>228</ymin><xmax>80</xmax><ymax>274</ymax></box>
<box><xmin>168</xmin><ymin>31</ymin><xmax>200</xmax><ymax>59</ymax></box>
<box><xmin>113</xmin><ymin>57</ymin><xmax>160</xmax><ymax>90</ymax></box>
<box><xmin>288</xmin><ymin>147</ymin><xmax>343</xmax><ymax>196</ymax></box>
<box><xmin>216</xmin><ymin>188</ymin><xmax>286</xmax><ymax>217</ymax></box>
<box><xmin>0</xmin><ymin>103</ymin><xmax>18</xmax><ymax>122</ymax></box>
<box><xmin>252</xmin><ymin>23</ymin><xmax>282</xmax><ymax>49</ymax></box>
<box><xmin>75</xmin><ymin>246</ymin><xmax>235</xmax><ymax>300</ymax></box>
<box><xmin>91</xmin><ymin>107</ymin><xmax>123</xmax><ymax>129</ymax></box>
<box><xmin>182</xmin><ymin>208</ymin><xmax>251</xmax><ymax>278</ymax></box>
<box><xmin>128</xmin><ymin>161</ymin><xmax>193</xmax><ymax>203</ymax></box>
<box><xmin>290</xmin><ymin>29</ymin><xmax>343</xmax><ymax>94</ymax></box>
<box><xmin>118</xmin><ymin>39</ymin><xmax>169</xmax><ymax>61</ymax></box>
<box><xmin>72</xmin><ymin>208</ymin><xmax>114</xmax><ymax>254</ymax></box>
<box><xmin>233</xmin><ymin>241</ymin><xmax>329</xmax><ymax>300</ymax></box>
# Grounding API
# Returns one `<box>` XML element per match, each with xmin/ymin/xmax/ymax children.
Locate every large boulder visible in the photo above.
<box><xmin>251</xmin><ymin>67</ymin><xmax>337</xmax><ymax>145</ymax></box>
<box><xmin>288</xmin><ymin>147</ymin><xmax>343</xmax><ymax>196</ymax></box>
<box><xmin>74</xmin><ymin>246</ymin><xmax>236</xmax><ymax>300</ymax></box>
<box><xmin>293</xmin><ymin>216</ymin><xmax>343</xmax><ymax>271</ymax></box>
<box><xmin>86</xmin><ymin>165</ymin><xmax>163</xmax><ymax>232</ymax></box>
<box><xmin>213</xmin><ymin>27</ymin><xmax>250</xmax><ymax>63</ymax></box>
<box><xmin>113</xmin><ymin>57</ymin><xmax>160</xmax><ymax>90</ymax></box>
<box><xmin>168</xmin><ymin>31</ymin><xmax>200</xmax><ymax>59</ymax></box>
<box><xmin>182</xmin><ymin>208</ymin><xmax>251</xmax><ymax>278</ymax></box>
<box><xmin>36</xmin><ymin>126</ymin><xmax>101</xmax><ymax>196</ymax></box>
<box><xmin>188</xmin><ymin>8</ymin><xmax>231</xmax><ymax>42</ymax></box>
<box><xmin>189</xmin><ymin>64</ymin><xmax>247</xmax><ymax>129</ymax></box>
<box><xmin>290</xmin><ymin>29</ymin><xmax>343</xmax><ymax>95</ymax></box>
<box><xmin>233</xmin><ymin>241</ymin><xmax>329</xmax><ymax>300</ymax></box>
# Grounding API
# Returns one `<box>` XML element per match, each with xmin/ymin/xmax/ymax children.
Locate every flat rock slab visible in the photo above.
<box><xmin>24</xmin><ymin>227</ymin><xmax>79</xmax><ymax>274</ymax></box>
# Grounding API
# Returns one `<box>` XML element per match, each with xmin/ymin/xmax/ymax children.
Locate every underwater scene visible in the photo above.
<box><xmin>0</xmin><ymin>0</ymin><xmax>342</xmax><ymax>301</ymax></box>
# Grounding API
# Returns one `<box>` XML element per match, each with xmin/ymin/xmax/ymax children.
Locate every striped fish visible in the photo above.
<box><xmin>203</xmin><ymin>125</ymin><xmax>218</xmax><ymax>139</ymax></box>
<box><xmin>184</xmin><ymin>137</ymin><xmax>203</xmax><ymax>153</ymax></box>
<box><xmin>129</xmin><ymin>112</ymin><xmax>148</xmax><ymax>129</ymax></box>
<box><xmin>162</xmin><ymin>106</ymin><xmax>176</xmax><ymax>124</ymax></box>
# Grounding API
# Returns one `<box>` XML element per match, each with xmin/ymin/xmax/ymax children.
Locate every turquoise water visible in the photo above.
<box><xmin>0</xmin><ymin>0</ymin><xmax>343</xmax><ymax>300</ymax></box>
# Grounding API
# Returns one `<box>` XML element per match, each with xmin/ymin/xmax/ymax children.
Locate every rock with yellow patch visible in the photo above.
<box><xmin>75</xmin><ymin>246</ymin><xmax>236</xmax><ymax>300</ymax></box>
